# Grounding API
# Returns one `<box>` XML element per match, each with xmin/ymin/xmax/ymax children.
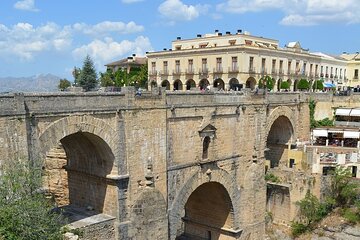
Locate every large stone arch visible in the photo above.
<box><xmin>265</xmin><ymin>106</ymin><xmax>296</xmax><ymax>169</ymax></box>
<box><xmin>169</xmin><ymin>167</ymin><xmax>242</xmax><ymax>239</ymax></box>
<box><xmin>38</xmin><ymin>115</ymin><xmax>120</xmax><ymax>216</ymax></box>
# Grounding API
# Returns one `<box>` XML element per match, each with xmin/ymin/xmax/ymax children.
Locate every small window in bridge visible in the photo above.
<box><xmin>202</xmin><ymin>136</ymin><xmax>211</xmax><ymax>159</ymax></box>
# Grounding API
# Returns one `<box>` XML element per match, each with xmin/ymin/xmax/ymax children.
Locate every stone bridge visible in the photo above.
<box><xmin>0</xmin><ymin>88</ymin><xmax>313</xmax><ymax>239</ymax></box>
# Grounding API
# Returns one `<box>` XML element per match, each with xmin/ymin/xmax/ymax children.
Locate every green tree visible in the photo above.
<box><xmin>72</xmin><ymin>67</ymin><xmax>81</xmax><ymax>87</ymax></box>
<box><xmin>58</xmin><ymin>78</ymin><xmax>71</xmax><ymax>91</ymax></box>
<box><xmin>100</xmin><ymin>69</ymin><xmax>115</xmax><ymax>87</ymax></box>
<box><xmin>0</xmin><ymin>160</ymin><xmax>64</xmax><ymax>240</ymax></box>
<box><xmin>79</xmin><ymin>55</ymin><xmax>98</xmax><ymax>91</ymax></box>
<box><xmin>132</xmin><ymin>63</ymin><xmax>148</xmax><ymax>88</ymax></box>
<box><xmin>297</xmin><ymin>79</ymin><xmax>310</xmax><ymax>91</ymax></box>
<box><xmin>312</xmin><ymin>80</ymin><xmax>324</xmax><ymax>91</ymax></box>
<box><xmin>258</xmin><ymin>76</ymin><xmax>274</xmax><ymax>91</ymax></box>
<box><xmin>280</xmin><ymin>81</ymin><xmax>290</xmax><ymax>90</ymax></box>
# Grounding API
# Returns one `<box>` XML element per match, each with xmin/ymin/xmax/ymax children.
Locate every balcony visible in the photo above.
<box><xmin>248</xmin><ymin>67</ymin><xmax>256</xmax><ymax>73</ymax></box>
<box><xmin>325</xmin><ymin>74</ymin><xmax>329</xmax><ymax>78</ymax></box>
<box><xmin>199</xmin><ymin>68</ymin><xmax>209</xmax><ymax>75</ymax></box>
<box><xmin>213</xmin><ymin>67</ymin><xmax>223</xmax><ymax>73</ymax></box>
<box><xmin>228</xmin><ymin>66</ymin><xmax>239</xmax><ymax>73</ymax></box>
<box><xmin>315</xmin><ymin>73</ymin><xmax>319</xmax><ymax>78</ymax></box>
<box><xmin>173</xmin><ymin>69</ymin><xmax>181</xmax><ymax>75</ymax></box>
<box><xmin>271</xmin><ymin>68</ymin><xmax>278</xmax><ymax>75</ymax></box>
<box><xmin>149</xmin><ymin>70</ymin><xmax>157</xmax><ymax>76</ymax></box>
<box><xmin>330</xmin><ymin>74</ymin><xmax>334</xmax><ymax>79</ymax></box>
<box><xmin>185</xmin><ymin>68</ymin><xmax>194</xmax><ymax>75</ymax></box>
<box><xmin>334</xmin><ymin>75</ymin><xmax>338</xmax><ymax>79</ymax></box>
<box><xmin>160</xmin><ymin>69</ymin><xmax>169</xmax><ymax>76</ymax></box>
<box><xmin>354</xmin><ymin>75</ymin><xmax>359</xmax><ymax>80</ymax></box>
<box><xmin>279</xmin><ymin>69</ymin><xmax>284</xmax><ymax>75</ymax></box>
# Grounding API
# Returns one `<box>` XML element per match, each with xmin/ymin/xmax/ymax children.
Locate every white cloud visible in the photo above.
<box><xmin>217</xmin><ymin>0</ymin><xmax>360</xmax><ymax>25</ymax></box>
<box><xmin>0</xmin><ymin>21</ymin><xmax>144</xmax><ymax>61</ymax></box>
<box><xmin>122</xmin><ymin>0</ymin><xmax>144</xmax><ymax>3</ymax></box>
<box><xmin>73</xmin><ymin>21</ymin><xmax>144</xmax><ymax>35</ymax></box>
<box><xmin>158</xmin><ymin>0</ymin><xmax>209</xmax><ymax>22</ymax></box>
<box><xmin>72</xmin><ymin>36</ymin><xmax>153</xmax><ymax>68</ymax></box>
<box><xmin>14</xmin><ymin>0</ymin><xmax>39</xmax><ymax>12</ymax></box>
<box><xmin>0</xmin><ymin>22</ymin><xmax>71</xmax><ymax>60</ymax></box>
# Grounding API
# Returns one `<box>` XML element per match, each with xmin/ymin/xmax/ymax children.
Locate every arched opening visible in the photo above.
<box><xmin>266</xmin><ymin>116</ymin><xmax>294</xmax><ymax>168</ymax></box>
<box><xmin>199</xmin><ymin>79</ymin><xmax>210</xmax><ymax>90</ymax></box>
<box><xmin>229</xmin><ymin>78</ymin><xmax>240</xmax><ymax>91</ymax></box>
<box><xmin>161</xmin><ymin>80</ymin><xmax>170</xmax><ymax>90</ymax></box>
<box><xmin>202</xmin><ymin>136</ymin><xmax>210</xmax><ymax>159</ymax></box>
<box><xmin>43</xmin><ymin>132</ymin><xmax>116</xmax><ymax>218</ymax></box>
<box><xmin>293</xmin><ymin>79</ymin><xmax>299</xmax><ymax>92</ymax></box>
<box><xmin>186</xmin><ymin>79</ymin><xmax>196</xmax><ymax>90</ymax></box>
<box><xmin>287</xmin><ymin>79</ymin><xmax>292</xmax><ymax>91</ymax></box>
<box><xmin>181</xmin><ymin>182</ymin><xmax>235</xmax><ymax>239</ymax></box>
<box><xmin>150</xmin><ymin>81</ymin><xmax>157</xmax><ymax>90</ymax></box>
<box><xmin>309</xmin><ymin>79</ymin><xmax>314</xmax><ymax>91</ymax></box>
<box><xmin>213</xmin><ymin>78</ymin><xmax>225</xmax><ymax>90</ymax></box>
<box><xmin>245</xmin><ymin>77</ymin><xmax>256</xmax><ymax>90</ymax></box>
<box><xmin>174</xmin><ymin>79</ymin><xmax>183</xmax><ymax>91</ymax></box>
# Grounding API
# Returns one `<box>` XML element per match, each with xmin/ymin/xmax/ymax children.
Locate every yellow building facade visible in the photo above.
<box><xmin>147</xmin><ymin>30</ymin><xmax>348</xmax><ymax>91</ymax></box>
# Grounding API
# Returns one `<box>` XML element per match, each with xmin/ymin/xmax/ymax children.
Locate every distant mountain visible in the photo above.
<box><xmin>0</xmin><ymin>74</ymin><xmax>62</xmax><ymax>93</ymax></box>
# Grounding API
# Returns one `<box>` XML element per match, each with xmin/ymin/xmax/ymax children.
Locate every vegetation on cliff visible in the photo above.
<box><xmin>0</xmin><ymin>160</ymin><xmax>64</xmax><ymax>240</ymax></box>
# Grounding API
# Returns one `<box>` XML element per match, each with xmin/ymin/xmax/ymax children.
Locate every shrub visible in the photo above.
<box><xmin>312</xmin><ymin>80</ymin><xmax>324</xmax><ymax>91</ymax></box>
<box><xmin>297</xmin><ymin>79</ymin><xmax>310</xmax><ymax>91</ymax></box>
<box><xmin>342</xmin><ymin>208</ymin><xmax>360</xmax><ymax>224</ymax></box>
<box><xmin>291</xmin><ymin>222</ymin><xmax>309</xmax><ymax>237</ymax></box>
<box><xmin>280</xmin><ymin>81</ymin><xmax>290</xmax><ymax>90</ymax></box>
<box><xmin>265</xmin><ymin>173</ymin><xmax>280</xmax><ymax>183</ymax></box>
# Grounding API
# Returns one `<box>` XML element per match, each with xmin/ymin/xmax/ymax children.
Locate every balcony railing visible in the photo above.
<box><xmin>159</xmin><ymin>69</ymin><xmax>169</xmax><ymax>76</ymax></box>
<box><xmin>199</xmin><ymin>68</ymin><xmax>208</xmax><ymax>74</ymax></box>
<box><xmin>260</xmin><ymin>68</ymin><xmax>267</xmax><ymax>75</ymax></box>
<box><xmin>149</xmin><ymin>70</ymin><xmax>157</xmax><ymax>76</ymax></box>
<box><xmin>185</xmin><ymin>68</ymin><xmax>194</xmax><ymax>75</ymax></box>
<box><xmin>213</xmin><ymin>67</ymin><xmax>223</xmax><ymax>73</ymax></box>
<box><xmin>354</xmin><ymin>76</ymin><xmax>359</xmax><ymax>80</ymax></box>
<box><xmin>320</xmin><ymin>73</ymin><xmax>324</xmax><ymax>77</ymax></box>
<box><xmin>325</xmin><ymin>74</ymin><xmax>329</xmax><ymax>78</ymax></box>
<box><xmin>330</xmin><ymin>74</ymin><xmax>334</xmax><ymax>78</ymax></box>
<box><xmin>228</xmin><ymin>66</ymin><xmax>239</xmax><ymax>73</ymax></box>
<box><xmin>173</xmin><ymin>69</ymin><xmax>181</xmax><ymax>75</ymax></box>
<box><xmin>279</xmin><ymin>69</ymin><xmax>284</xmax><ymax>75</ymax></box>
<box><xmin>315</xmin><ymin>73</ymin><xmax>319</xmax><ymax>78</ymax></box>
<box><xmin>271</xmin><ymin>68</ymin><xmax>278</xmax><ymax>74</ymax></box>
<box><xmin>248</xmin><ymin>67</ymin><xmax>256</xmax><ymax>73</ymax></box>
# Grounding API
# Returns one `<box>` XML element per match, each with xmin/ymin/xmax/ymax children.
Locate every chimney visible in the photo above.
<box><xmin>215</xmin><ymin>29</ymin><xmax>219</xmax><ymax>33</ymax></box>
<box><xmin>218</xmin><ymin>32</ymin><xmax>222</xmax><ymax>36</ymax></box>
<box><xmin>197</xmin><ymin>34</ymin><xmax>202</xmax><ymax>38</ymax></box>
<box><xmin>163</xmin><ymin>48</ymin><xmax>167</xmax><ymax>51</ymax></box>
<box><xmin>132</xmin><ymin>54</ymin><xmax>136</xmax><ymax>57</ymax></box>
<box><xmin>145</xmin><ymin>51</ymin><xmax>149</xmax><ymax>54</ymax></box>
<box><xmin>177</xmin><ymin>36</ymin><xmax>181</xmax><ymax>40</ymax></box>
<box><xmin>169</xmin><ymin>49</ymin><xmax>172</xmax><ymax>51</ymax></box>
<box><xmin>226</xmin><ymin>31</ymin><xmax>231</xmax><ymax>35</ymax></box>
<box><xmin>237</xmin><ymin>29</ymin><xmax>242</xmax><ymax>34</ymax></box>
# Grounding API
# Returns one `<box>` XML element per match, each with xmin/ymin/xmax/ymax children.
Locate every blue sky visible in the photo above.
<box><xmin>1</xmin><ymin>0</ymin><xmax>359</xmax><ymax>80</ymax></box>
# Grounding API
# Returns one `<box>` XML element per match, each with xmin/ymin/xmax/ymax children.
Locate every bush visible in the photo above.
<box><xmin>297</xmin><ymin>79</ymin><xmax>310</xmax><ymax>90</ymax></box>
<box><xmin>258</xmin><ymin>76</ymin><xmax>275</xmax><ymax>90</ymax></box>
<box><xmin>265</xmin><ymin>173</ymin><xmax>280</xmax><ymax>183</ymax></box>
<box><xmin>342</xmin><ymin>208</ymin><xmax>360</xmax><ymax>224</ymax></box>
<box><xmin>0</xmin><ymin>160</ymin><xmax>64</xmax><ymax>240</ymax></box>
<box><xmin>280</xmin><ymin>81</ymin><xmax>290</xmax><ymax>90</ymax></box>
<box><xmin>312</xmin><ymin>80</ymin><xmax>324</xmax><ymax>91</ymax></box>
<box><xmin>291</xmin><ymin>222</ymin><xmax>309</xmax><ymax>237</ymax></box>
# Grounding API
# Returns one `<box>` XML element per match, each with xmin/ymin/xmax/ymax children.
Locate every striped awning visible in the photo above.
<box><xmin>313</xmin><ymin>129</ymin><xmax>328</xmax><ymax>137</ymax></box>
<box><xmin>335</xmin><ymin>108</ymin><xmax>351</xmax><ymax>116</ymax></box>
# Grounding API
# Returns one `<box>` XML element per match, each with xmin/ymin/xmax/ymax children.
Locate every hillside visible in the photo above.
<box><xmin>0</xmin><ymin>74</ymin><xmax>62</xmax><ymax>93</ymax></box>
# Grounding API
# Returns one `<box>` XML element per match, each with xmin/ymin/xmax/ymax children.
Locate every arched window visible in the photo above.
<box><xmin>202</xmin><ymin>136</ymin><xmax>211</xmax><ymax>159</ymax></box>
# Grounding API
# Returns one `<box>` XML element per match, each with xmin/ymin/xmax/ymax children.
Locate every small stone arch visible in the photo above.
<box><xmin>266</xmin><ymin>106</ymin><xmax>296</xmax><ymax>143</ymax></box>
<box><xmin>185</xmin><ymin>79</ymin><xmax>196</xmax><ymax>90</ymax></box>
<box><xmin>229</xmin><ymin>78</ymin><xmax>240</xmax><ymax>90</ymax></box>
<box><xmin>174</xmin><ymin>79</ymin><xmax>183</xmax><ymax>90</ymax></box>
<box><xmin>161</xmin><ymin>80</ymin><xmax>170</xmax><ymax>90</ymax></box>
<box><xmin>245</xmin><ymin>77</ymin><xmax>256</xmax><ymax>90</ymax></box>
<box><xmin>169</xmin><ymin>168</ymin><xmax>241</xmax><ymax>239</ymax></box>
<box><xmin>199</xmin><ymin>79</ymin><xmax>210</xmax><ymax>90</ymax></box>
<box><xmin>213</xmin><ymin>78</ymin><xmax>225</xmax><ymax>90</ymax></box>
<box><xmin>150</xmin><ymin>80</ymin><xmax>157</xmax><ymax>90</ymax></box>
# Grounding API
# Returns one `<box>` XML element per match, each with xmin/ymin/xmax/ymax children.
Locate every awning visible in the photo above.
<box><xmin>335</xmin><ymin>108</ymin><xmax>351</xmax><ymax>116</ymax></box>
<box><xmin>350</xmin><ymin>109</ymin><xmax>360</xmax><ymax>116</ymax></box>
<box><xmin>343</xmin><ymin>131</ymin><xmax>360</xmax><ymax>139</ymax></box>
<box><xmin>328</xmin><ymin>129</ymin><xmax>344</xmax><ymax>133</ymax></box>
<box><xmin>313</xmin><ymin>129</ymin><xmax>328</xmax><ymax>137</ymax></box>
<box><xmin>324</xmin><ymin>82</ymin><xmax>336</xmax><ymax>88</ymax></box>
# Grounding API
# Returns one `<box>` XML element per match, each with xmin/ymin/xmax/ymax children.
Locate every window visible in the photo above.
<box><xmin>355</xmin><ymin>69</ymin><xmax>359</xmax><ymax>79</ymax></box>
<box><xmin>151</xmin><ymin>62</ymin><xmax>156</xmax><ymax>74</ymax></box>
<box><xmin>302</xmin><ymin>62</ymin><xmax>306</xmax><ymax>74</ymax></box>
<box><xmin>272</xmin><ymin>59</ymin><xmax>276</xmax><ymax>73</ymax></box>
<box><xmin>295</xmin><ymin>61</ymin><xmax>300</xmax><ymax>73</ymax></box>
<box><xmin>315</xmin><ymin>64</ymin><xmax>318</xmax><ymax>75</ymax></box>
<box><xmin>202</xmin><ymin>136</ymin><xmax>211</xmax><ymax>159</ymax></box>
<box><xmin>202</xmin><ymin>58</ymin><xmax>207</xmax><ymax>72</ymax></box>
<box><xmin>229</xmin><ymin>39</ymin><xmax>236</xmax><ymax>46</ymax></box>
<box><xmin>175</xmin><ymin>60</ymin><xmax>180</xmax><ymax>73</ymax></box>
<box><xmin>163</xmin><ymin>61</ymin><xmax>168</xmax><ymax>74</ymax></box>
<box><xmin>216</xmin><ymin>57</ymin><xmax>222</xmax><ymax>72</ymax></box>
<box><xmin>232</xmin><ymin>57</ymin><xmax>238</xmax><ymax>71</ymax></box>
<box><xmin>249</xmin><ymin>57</ymin><xmax>254</xmax><ymax>71</ymax></box>
<box><xmin>310</xmin><ymin>64</ymin><xmax>313</xmax><ymax>75</ymax></box>
<box><xmin>279</xmin><ymin>60</ymin><xmax>283</xmax><ymax>73</ymax></box>
<box><xmin>288</xmin><ymin>60</ymin><xmax>292</xmax><ymax>74</ymax></box>
<box><xmin>188</xmin><ymin>59</ymin><xmax>193</xmax><ymax>73</ymax></box>
<box><xmin>289</xmin><ymin>159</ymin><xmax>295</xmax><ymax>168</ymax></box>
